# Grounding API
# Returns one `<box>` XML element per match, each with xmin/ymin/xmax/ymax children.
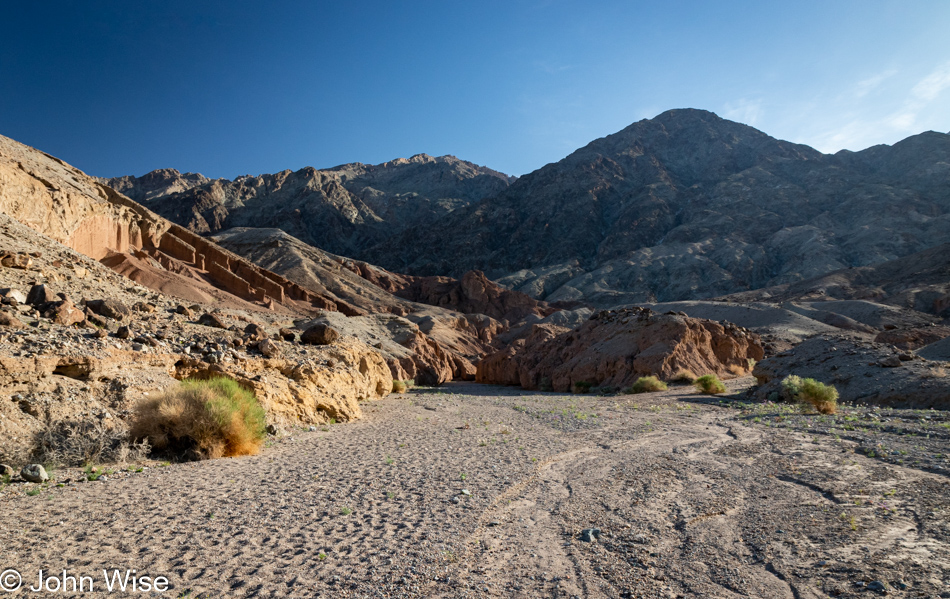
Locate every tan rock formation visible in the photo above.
<box><xmin>174</xmin><ymin>337</ymin><xmax>392</xmax><ymax>424</ymax></box>
<box><xmin>476</xmin><ymin>307</ymin><xmax>764</xmax><ymax>392</ymax></box>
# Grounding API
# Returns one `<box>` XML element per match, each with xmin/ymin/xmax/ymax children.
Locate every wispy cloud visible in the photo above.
<box><xmin>884</xmin><ymin>61</ymin><xmax>950</xmax><ymax>133</ymax></box>
<box><xmin>855</xmin><ymin>68</ymin><xmax>897</xmax><ymax>98</ymax></box>
<box><xmin>722</xmin><ymin>98</ymin><xmax>763</xmax><ymax>126</ymax></box>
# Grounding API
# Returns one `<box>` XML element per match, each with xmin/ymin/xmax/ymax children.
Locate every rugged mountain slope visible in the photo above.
<box><xmin>105</xmin><ymin>154</ymin><xmax>513</xmax><ymax>258</ymax></box>
<box><xmin>367</xmin><ymin>110</ymin><xmax>950</xmax><ymax>304</ymax></box>
<box><xmin>719</xmin><ymin>242</ymin><xmax>950</xmax><ymax>317</ymax></box>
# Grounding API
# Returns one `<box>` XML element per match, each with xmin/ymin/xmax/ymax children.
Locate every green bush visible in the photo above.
<box><xmin>131</xmin><ymin>377</ymin><xmax>266</xmax><ymax>460</ymax></box>
<box><xmin>780</xmin><ymin>375</ymin><xmax>838</xmax><ymax>414</ymax></box>
<box><xmin>780</xmin><ymin>375</ymin><xmax>803</xmax><ymax>402</ymax></box>
<box><xmin>694</xmin><ymin>374</ymin><xmax>726</xmax><ymax>394</ymax></box>
<box><xmin>626</xmin><ymin>376</ymin><xmax>668</xmax><ymax>394</ymax></box>
<box><xmin>392</xmin><ymin>380</ymin><xmax>409</xmax><ymax>394</ymax></box>
<box><xmin>572</xmin><ymin>381</ymin><xmax>593</xmax><ymax>394</ymax></box>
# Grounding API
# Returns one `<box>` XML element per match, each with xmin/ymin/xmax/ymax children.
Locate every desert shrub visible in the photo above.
<box><xmin>670</xmin><ymin>370</ymin><xmax>697</xmax><ymax>384</ymax></box>
<box><xmin>780</xmin><ymin>375</ymin><xmax>803</xmax><ymax>402</ymax></box>
<box><xmin>131</xmin><ymin>377</ymin><xmax>266</xmax><ymax>460</ymax></box>
<box><xmin>572</xmin><ymin>381</ymin><xmax>593</xmax><ymax>394</ymax></box>
<box><xmin>392</xmin><ymin>380</ymin><xmax>408</xmax><ymax>394</ymax></box>
<box><xmin>538</xmin><ymin>377</ymin><xmax>553</xmax><ymax>392</ymax></box>
<box><xmin>727</xmin><ymin>364</ymin><xmax>747</xmax><ymax>377</ymax></box>
<box><xmin>31</xmin><ymin>420</ymin><xmax>149</xmax><ymax>467</ymax></box>
<box><xmin>780</xmin><ymin>375</ymin><xmax>838</xmax><ymax>414</ymax></box>
<box><xmin>626</xmin><ymin>376</ymin><xmax>668</xmax><ymax>394</ymax></box>
<box><xmin>799</xmin><ymin>379</ymin><xmax>838</xmax><ymax>414</ymax></box>
<box><xmin>694</xmin><ymin>374</ymin><xmax>726</xmax><ymax>394</ymax></box>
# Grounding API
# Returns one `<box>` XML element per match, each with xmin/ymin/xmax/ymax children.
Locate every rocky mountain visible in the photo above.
<box><xmin>365</xmin><ymin>109</ymin><xmax>950</xmax><ymax>305</ymax></box>
<box><xmin>105</xmin><ymin>154</ymin><xmax>514</xmax><ymax>258</ymax></box>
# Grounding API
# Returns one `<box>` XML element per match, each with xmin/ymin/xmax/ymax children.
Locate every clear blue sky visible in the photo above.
<box><xmin>2</xmin><ymin>1</ymin><xmax>949</xmax><ymax>179</ymax></box>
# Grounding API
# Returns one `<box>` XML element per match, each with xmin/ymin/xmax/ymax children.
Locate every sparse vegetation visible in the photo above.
<box><xmin>694</xmin><ymin>374</ymin><xmax>726</xmax><ymax>394</ymax></box>
<box><xmin>778</xmin><ymin>375</ymin><xmax>838</xmax><ymax>414</ymax></box>
<box><xmin>391</xmin><ymin>380</ymin><xmax>410</xmax><ymax>393</ymax></box>
<box><xmin>130</xmin><ymin>376</ymin><xmax>267</xmax><ymax>460</ymax></box>
<box><xmin>625</xmin><ymin>376</ymin><xmax>668</xmax><ymax>394</ymax></box>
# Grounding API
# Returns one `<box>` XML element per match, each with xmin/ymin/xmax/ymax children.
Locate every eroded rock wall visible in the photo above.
<box><xmin>476</xmin><ymin>307</ymin><xmax>764</xmax><ymax>391</ymax></box>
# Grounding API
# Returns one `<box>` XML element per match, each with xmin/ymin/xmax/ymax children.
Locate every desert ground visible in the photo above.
<box><xmin>2</xmin><ymin>380</ymin><xmax>948</xmax><ymax>599</ymax></box>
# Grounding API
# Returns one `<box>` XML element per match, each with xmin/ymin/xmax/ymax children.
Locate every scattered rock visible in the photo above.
<box><xmin>278</xmin><ymin>328</ymin><xmax>296</xmax><ymax>342</ymax></box>
<box><xmin>0</xmin><ymin>463</ymin><xmax>14</xmax><ymax>477</ymax></box>
<box><xmin>20</xmin><ymin>464</ymin><xmax>49</xmax><ymax>483</ymax></box>
<box><xmin>0</xmin><ymin>288</ymin><xmax>27</xmax><ymax>304</ymax></box>
<box><xmin>46</xmin><ymin>298</ymin><xmax>85</xmax><ymax>326</ymax></box>
<box><xmin>132</xmin><ymin>301</ymin><xmax>156</xmax><ymax>313</ymax></box>
<box><xmin>301</xmin><ymin>322</ymin><xmax>339</xmax><ymax>345</ymax></box>
<box><xmin>266</xmin><ymin>424</ymin><xmax>279</xmax><ymax>435</ymax></box>
<box><xmin>116</xmin><ymin>325</ymin><xmax>132</xmax><ymax>339</ymax></box>
<box><xmin>176</xmin><ymin>304</ymin><xmax>194</xmax><ymax>318</ymax></box>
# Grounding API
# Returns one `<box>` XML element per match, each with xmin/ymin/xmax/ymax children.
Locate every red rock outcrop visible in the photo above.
<box><xmin>476</xmin><ymin>307</ymin><xmax>764</xmax><ymax>391</ymax></box>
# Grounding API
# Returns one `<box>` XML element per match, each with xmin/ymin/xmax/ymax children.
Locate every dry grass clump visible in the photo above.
<box><xmin>625</xmin><ymin>376</ymin><xmax>668</xmax><ymax>394</ymax></box>
<box><xmin>727</xmin><ymin>364</ymin><xmax>748</xmax><ymax>377</ymax></box>
<box><xmin>31</xmin><ymin>420</ymin><xmax>149</xmax><ymax>467</ymax></box>
<box><xmin>694</xmin><ymin>374</ymin><xmax>726</xmax><ymax>394</ymax></box>
<box><xmin>131</xmin><ymin>377</ymin><xmax>266</xmax><ymax>460</ymax></box>
<box><xmin>392</xmin><ymin>380</ymin><xmax>410</xmax><ymax>394</ymax></box>
<box><xmin>670</xmin><ymin>370</ymin><xmax>697</xmax><ymax>384</ymax></box>
<box><xmin>781</xmin><ymin>375</ymin><xmax>838</xmax><ymax>414</ymax></box>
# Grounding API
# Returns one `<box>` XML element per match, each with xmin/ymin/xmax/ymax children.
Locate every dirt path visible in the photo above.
<box><xmin>2</xmin><ymin>380</ymin><xmax>948</xmax><ymax>598</ymax></box>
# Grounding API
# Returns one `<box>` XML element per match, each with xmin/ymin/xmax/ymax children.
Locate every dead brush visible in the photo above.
<box><xmin>670</xmin><ymin>370</ymin><xmax>697</xmax><ymax>384</ymax></box>
<box><xmin>31</xmin><ymin>419</ymin><xmax>149</xmax><ymax>467</ymax></box>
<box><xmin>131</xmin><ymin>377</ymin><xmax>266</xmax><ymax>460</ymax></box>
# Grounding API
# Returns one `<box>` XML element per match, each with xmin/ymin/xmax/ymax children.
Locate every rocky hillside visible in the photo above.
<box><xmin>367</xmin><ymin>109</ymin><xmax>950</xmax><ymax>305</ymax></box>
<box><xmin>105</xmin><ymin>154</ymin><xmax>514</xmax><ymax>258</ymax></box>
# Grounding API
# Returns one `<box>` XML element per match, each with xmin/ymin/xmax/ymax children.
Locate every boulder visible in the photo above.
<box><xmin>301</xmin><ymin>323</ymin><xmax>339</xmax><ymax>345</ymax></box>
<box><xmin>85</xmin><ymin>299</ymin><xmax>132</xmax><ymax>321</ymax></box>
<box><xmin>175</xmin><ymin>304</ymin><xmax>194</xmax><ymax>318</ymax></box>
<box><xmin>258</xmin><ymin>338</ymin><xmax>281</xmax><ymax>358</ymax></box>
<box><xmin>0</xmin><ymin>312</ymin><xmax>25</xmax><ymax>328</ymax></box>
<box><xmin>278</xmin><ymin>328</ymin><xmax>297</xmax><ymax>342</ymax></box>
<box><xmin>20</xmin><ymin>464</ymin><xmax>49</xmax><ymax>483</ymax></box>
<box><xmin>197</xmin><ymin>312</ymin><xmax>228</xmax><ymax>329</ymax></box>
<box><xmin>26</xmin><ymin>284</ymin><xmax>56</xmax><ymax>306</ymax></box>
<box><xmin>244</xmin><ymin>323</ymin><xmax>268</xmax><ymax>341</ymax></box>
<box><xmin>0</xmin><ymin>288</ymin><xmax>28</xmax><ymax>304</ymax></box>
<box><xmin>0</xmin><ymin>252</ymin><xmax>33</xmax><ymax>269</ymax></box>
<box><xmin>46</xmin><ymin>298</ymin><xmax>85</xmax><ymax>326</ymax></box>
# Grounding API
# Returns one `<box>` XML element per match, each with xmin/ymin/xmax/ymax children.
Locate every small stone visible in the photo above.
<box><xmin>579</xmin><ymin>528</ymin><xmax>601</xmax><ymax>542</ymax></box>
<box><xmin>132</xmin><ymin>343</ymin><xmax>145</xmax><ymax>351</ymax></box>
<box><xmin>0</xmin><ymin>288</ymin><xmax>28</xmax><ymax>304</ymax></box>
<box><xmin>0</xmin><ymin>463</ymin><xmax>14</xmax><ymax>477</ymax></box>
<box><xmin>265</xmin><ymin>424</ymin><xmax>278</xmax><ymax>436</ymax></box>
<box><xmin>461</xmin><ymin>489</ymin><xmax>471</xmax><ymax>496</ymax></box>
<box><xmin>451</xmin><ymin>496</ymin><xmax>461</xmax><ymax>504</ymax></box>
<box><xmin>278</xmin><ymin>328</ymin><xmax>296</xmax><ymax>342</ymax></box>
<box><xmin>116</xmin><ymin>325</ymin><xmax>132</xmax><ymax>339</ymax></box>
<box><xmin>867</xmin><ymin>580</ymin><xmax>888</xmax><ymax>593</ymax></box>
<box><xmin>257</xmin><ymin>338</ymin><xmax>280</xmax><ymax>357</ymax></box>
<box><xmin>21</xmin><ymin>464</ymin><xmax>49</xmax><ymax>483</ymax></box>
<box><xmin>175</xmin><ymin>304</ymin><xmax>194</xmax><ymax>318</ymax></box>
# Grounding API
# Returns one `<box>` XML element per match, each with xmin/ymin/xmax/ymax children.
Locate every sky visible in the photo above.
<box><xmin>2</xmin><ymin>1</ymin><xmax>949</xmax><ymax>180</ymax></box>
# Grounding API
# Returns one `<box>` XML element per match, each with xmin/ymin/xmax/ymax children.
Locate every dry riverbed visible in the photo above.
<box><xmin>2</xmin><ymin>379</ymin><xmax>949</xmax><ymax>598</ymax></box>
